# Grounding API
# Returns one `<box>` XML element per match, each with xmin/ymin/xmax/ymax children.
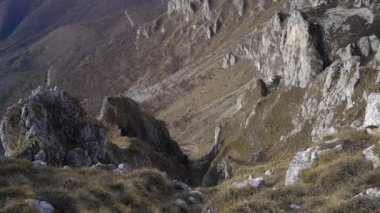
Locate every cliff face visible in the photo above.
<box><xmin>0</xmin><ymin>86</ymin><xmax>106</xmax><ymax>167</ymax></box>
<box><xmin>0</xmin><ymin>87</ymin><xmax>189</xmax><ymax>180</ymax></box>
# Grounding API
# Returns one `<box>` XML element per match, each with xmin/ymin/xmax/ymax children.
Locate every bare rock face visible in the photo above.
<box><xmin>363</xmin><ymin>93</ymin><xmax>380</xmax><ymax>128</ymax></box>
<box><xmin>99</xmin><ymin>96</ymin><xmax>187</xmax><ymax>163</ymax></box>
<box><xmin>337</xmin><ymin>35</ymin><xmax>380</xmax><ymax>68</ymax></box>
<box><xmin>0</xmin><ymin>86</ymin><xmax>106</xmax><ymax>167</ymax></box>
<box><xmin>230</xmin><ymin>10</ymin><xmax>323</xmax><ymax>88</ymax></box>
<box><xmin>285</xmin><ymin>142</ymin><xmax>342</xmax><ymax>185</ymax></box>
<box><xmin>233</xmin><ymin>0</ymin><xmax>246</xmax><ymax>17</ymax></box>
<box><xmin>168</xmin><ymin>0</ymin><xmax>199</xmax><ymax>21</ymax></box>
<box><xmin>203</xmin><ymin>0</ymin><xmax>213</xmax><ymax>21</ymax></box>
<box><xmin>311</xmin><ymin>58</ymin><xmax>361</xmax><ymax>141</ymax></box>
<box><xmin>281</xmin><ymin>11</ymin><xmax>324</xmax><ymax>88</ymax></box>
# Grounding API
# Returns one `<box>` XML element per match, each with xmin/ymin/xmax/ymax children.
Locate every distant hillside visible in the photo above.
<box><xmin>0</xmin><ymin>0</ymin><xmax>166</xmax><ymax>116</ymax></box>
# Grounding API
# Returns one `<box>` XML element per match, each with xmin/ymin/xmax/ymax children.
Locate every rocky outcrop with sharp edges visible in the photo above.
<box><xmin>0</xmin><ymin>86</ymin><xmax>106</xmax><ymax>167</ymax></box>
<box><xmin>99</xmin><ymin>96</ymin><xmax>188</xmax><ymax>165</ymax></box>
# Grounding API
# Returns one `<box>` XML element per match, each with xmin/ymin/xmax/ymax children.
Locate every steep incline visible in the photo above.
<box><xmin>0</xmin><ymin>0</ymin><xmax>166</xmax><ymax>116</ymax></box>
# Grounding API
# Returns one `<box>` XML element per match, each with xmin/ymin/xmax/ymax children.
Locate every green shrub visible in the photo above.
<box><xmin>268</xmin><ymin>75</ymin><xmax>282</xmax><ymax>91</ymax></box>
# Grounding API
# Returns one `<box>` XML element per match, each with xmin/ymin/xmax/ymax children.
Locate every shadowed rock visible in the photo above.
<box><xmin>99</xmin><ymin>96</ymin><xmax>188</xmax><ymax>164</ymax></box>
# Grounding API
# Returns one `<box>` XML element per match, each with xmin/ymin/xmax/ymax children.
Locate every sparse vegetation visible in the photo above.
<box><xmin>0</xmin><ymin>159</ymin><xmax>192</xmax><ymax>213</ymax></box>
<box><xmin>267</xmin><ymin>75</ymin><xmax>282</xmax><ymax>91</ymax></box>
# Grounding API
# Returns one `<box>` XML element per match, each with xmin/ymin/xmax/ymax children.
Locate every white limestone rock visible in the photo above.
<box><xmin>363</xmin><ymin>93</ymin><xmax>380</xmax><ymax>128</ymax></box>
<box><xmin>203</xmin><ymin>0</ymin><xmax>213</xmax><ymax>21</ymax></box>
<box><xmin>355</xmin><ymin>188</ymin><xmax>380</xmax><ymax>198</ymax></box>
<box><xmin>233</xmin><ymin>0</ymin><xmax>245</xmax><ymax>16</ymax></box>
<box><xmin>290</xmin><ymin>204</ymin><xmax>302</xmax><ymax>210</ymax></box>
<box><xmin>0</xmin><ymin>87</ymin><xmax>106</xmax><ymax>167</ymax></box>
<box><xmin>168</xmin><ymin>0</ymin><xmax>199</xmax><ymax>21</ymax></box>
<box><xmin>222</xmin><ymin>53</ymin><xmax>237</xmax><ymax>69</ymax></box>
<box><xmin>289</xmin><ymin>0</ymin><xmax>329</xmax><ymax>11</ymax></box>
<box><xmin>363</xmin><ymin>145</ymin><xmax>380</xmax><ymax>169</ymax></box>
<box><xmin>308</xmin><ymin>58</ymin><xmax>361</xmax><ymax>141</ymax></box>
<box><xmin>285</xmin><ymin>145</ymin><xmax>336</xmax><ymax>185</ymax></box>
<box><xmin>281</xmin><ymin>11</ymin><xmax>323</xmax><ymax>88</ymax></box>
<box><xmin>113</xmin><ymin>163</ymin><xmax>132</xmax><ymax>173</ymax></box>
<box><xmin>230</xmin><ymin>10</ymin><xmax>323</xmax><ymax>88</ymax></box>
<box><xmin>25</xmin><ymin>199</ymin><xmax>55</xmax><ymax>213</ymax></box>
<box><xmin>265</xmin><ymin>168</ymin><xmax>274</xmax><ymax>176</ymax></box>
<box><xmin>248</xmin><ymin>176</ymin><xmax>265</xmax><ymax>188</ymax></box>
<box><xmin>365</xmin><ymin>188</ymin><xmax>380</xmax><ymax>197</ymax></box>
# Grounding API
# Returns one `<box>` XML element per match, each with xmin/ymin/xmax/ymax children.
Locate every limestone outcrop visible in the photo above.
<box><xmin>285</xmin><ymin>142</ymin><xmax>342</xmax><ymax>185</ymax></box>
<box><xmin>0</xmin><ymin>87</ymin><xmax>106</xmax><ymax>167</ymax></box>
<box><xmin>168</xmin><ymin>0</ymin><xmax>199</xmax><ymax>21</ymax></box>
<box><xmin>363</xmin><ymin>93</ymin><xmax>380</xmax><ymax>128</ymax></box>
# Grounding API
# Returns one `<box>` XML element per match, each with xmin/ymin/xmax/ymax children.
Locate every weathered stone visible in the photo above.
<box><xmin>222</xmin><ymin>53</ymin><xmax>237</xmax><ymax>69</ymax></box>
<box><xmin>113</xmin><ymin>163</ymin><xmax>132</xmax><ymax>173</ymax></box>
<box><xmin>355</xmin><ymin>188</ymin><xmax>380</xmax><ymax>198</ymax></box>
<box><xmin>308</xmin><ymin>58</ymin><xmax>361</xmax><ymax>141</ymax></box>
<box><xmin>0</xmin><ymin>87</ymin><xmax>106</xmax><ymax>167</ymax></box>
<box><xmin>265</xmin><ymin>168</ymin><xmax>274</xmax><ymax>176</ymax></box>
<box><xmin>285</xmin><ymin>143</ymin><xmax>339</xmax><ymax>185</ymax></box>
<box><xmin>281</xmin><ymin>11</ymin><xmax>323</xmax><ymax>88</ymax></box>
<box><xmin>203</xmin><ymin>0</ymin><xmax>213</xmax><ymax>21</ymax></box>
<box><xmin>172</xmin><ymin>180</ymin><xmax>192</xmax><ymax>193</ymax></box>
<box><xmin>33</xmin><ymin>160</ymin><xmax>47</xmax><ymax>169</ymax></box>
<box><xmin>290</xmin><ymin>204</ymin><xmax>302</xmax><ymax>210</ymax></box>
<box><xmin>363</xmin><ymin>145</ymin><xmax>380</xmax><ymax>169</ymax></box>
<box><xmin>175</xmin><ymin>199</ymin><xmax>189</xmax><ymax>211</ymax></box>
<box><xmin>363</xmin><ymin>93</ymin><xmax>380</xmax><ymax>128</ymax></box>
<box><xmin>248</xmin><ymin>176</ymin><xmax>265</xmax><ymax>188</ymax></box>
<box><xmin>25</xmin><ymin>199</ymin><xmax>54</xmax><ymax>213</ymax></box>
<box><xmin>168</xmin><ymin>0</ymin><xmax>199</xmax><ymax>21</ymax></box>
<box><xmin>233</xmin><ymin>0</ymin><xmax>245</xmax><ymax>16</ymax></box>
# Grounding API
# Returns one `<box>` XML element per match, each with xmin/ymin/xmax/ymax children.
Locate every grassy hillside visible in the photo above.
<box><xmin>0</xmin><ymin>159</ymin><xmax>199</xmax><ymax>213</ymax></box>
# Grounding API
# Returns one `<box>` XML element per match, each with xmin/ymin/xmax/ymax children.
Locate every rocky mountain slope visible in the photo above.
<box><xmin>0</xmin><ymin>0</ymin><xmax>166</xmax><ymax>116</ymax></box>
<box><xmin>0</xmin><ymin>0</ymin><xmax>380</xmax><ymax>212</ymax></box>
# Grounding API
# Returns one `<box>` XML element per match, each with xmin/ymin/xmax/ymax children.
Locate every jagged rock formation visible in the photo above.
<box><xmin>0</xmin><ymin>86</ymin><xmax>106</xmax><ymax>167</ymax></box>
<box><xmin>233</xmin><ymin>0</ymin><xmax>246</xmax><ymax>17</ymax></box>
<box><xmin>168</xmin><ymin>0</ymin><xmax>197</xmax><ymax>19</ymax></box>
<box><xmin>0</xmin><ymin>87</ymin><xmax>190</xmax><ymax>180</ymax></box>
<box><xmin>99</xmin><ymin>96</ymin><xmax>188</xmax><ymax>164</ymax></box>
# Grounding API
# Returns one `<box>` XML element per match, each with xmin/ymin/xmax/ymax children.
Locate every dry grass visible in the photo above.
<box><xmin>202</xmin><ymin>129</ymin><xmax>380</xmax><ymax>212</ymax></box>
<box><xmin>0</xmin><ymin>158</ymin><xmax>195</xmax><ymax>213</ymax></box>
